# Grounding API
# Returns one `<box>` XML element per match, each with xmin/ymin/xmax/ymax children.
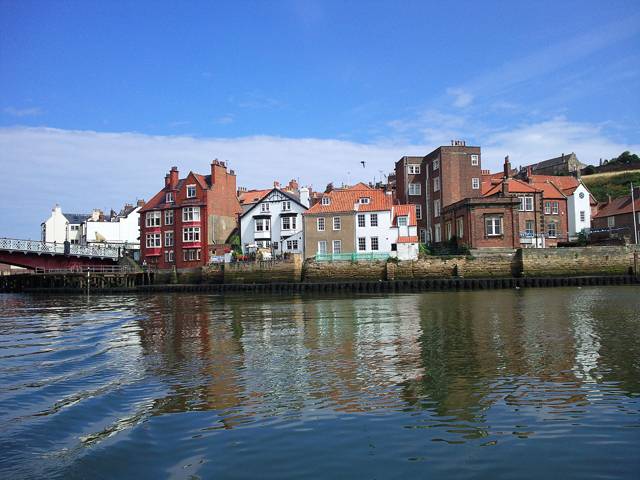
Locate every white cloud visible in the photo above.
<box><xmin>3</xmin><ymin>106</ymin><xmax>44</xmax><ymax>117</ymax></box>
<box><xmin>0</xmin><ymin>121</ymin><xmax>636</xmax><ymax>239</ymax></box>
<box><xmin>215</xmin><ymin>115</ymin><xmax>235</xmax><ymax>125</ymax></box>
<box><xmin>446</xmin><ymin>88</ymin><xmax>473</xmax><ymax>108</ymax></box>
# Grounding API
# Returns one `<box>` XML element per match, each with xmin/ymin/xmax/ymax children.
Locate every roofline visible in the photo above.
<box><xmin>240</xmin><ymin>188</ymin><xmax>308</xmax><ymax>218</ymax></box>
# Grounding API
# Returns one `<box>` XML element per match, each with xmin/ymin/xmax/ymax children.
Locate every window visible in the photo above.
<box><xmin>164</xmin><ymin>250</ymin><xmax>174</xmax><ymax>263</ymax></box>
<box><xmin>255</xmin><ymin>218</ymin><xmax>270</xmax><ymax>232</ymax></box>
<box><xmin>544</xmin><ymin>202</ymin><xmax>551</xmax><ymax>214</ymax></box>
<box><xmin>457</xmin><ymin>217</ymin><xmax>464</xmax><ymax>238</ymax></box>
<box><xmin>416</xmin><ymin>204</ymin><xmax>422</xmax><ymax>220</ymax></box>
<box><xmin>70</xmin><ymin>225</ymin><xmax>79</xmax><ymax>231</ymax></box>
<box><xmin>408</xmin><ymin>164</ymin><xmax>421</xmax><ymax>174</ymax></box>
<box><xmin>186</xmin><ymin>184</ymin><xmax>196</xmax><ymax>198</ymax></box>
<box><xmin>359</xmin><ymin>197</ymin><xmax>370</xmax><ymax>204</ymax></box>
<box><xmin>332</xmin><ymin>240</ymin><xmax>342</xmax><ymax>254</ymax></box>
<box><xmin>146</xmin><ymin>211</ymin><xmax>161</xmax><ymax>227</ymax></box>
<box><xmin>282</xmin><ymin>201</ymin><xmax>291</xmax><ymax>211</ymax></box>
<box><xmin>370</xmin><ymin>237</ymin><xmax>379</xmax><ymax>251</ymax></box>
<box><xmin>409</xmin><ymin>183</ymin><xmax>421</xmax><ymax>195</ymax></box>
<box><xmin>183</xmin><ymin>227</ymin><xmax>201</xmax><ymax>242</ymax></box>
<box><xmin>472</xmin><ymin>178</ymin><xmax>480</xmax><ymax>190</ymax></box>
<box><xmin>434</xmin><ymin>199</ymin><xmax>441</xmax><ymax>218</ymax></box>
<box><xmin>333</xmin><ymin>217</ymin><xmax>341</xmax><ymax>230</ymax></box>
<box><xmin>318</xmin><ymin>240</ymin><xmax>327</xmax><ymax>255</ymax></box>
<box><xmin>433</xmin><ymin>177</ymin><xmax>440</xmax><ymax>192</ymax></box>
<box><xmin>164</xmin><ymin>210</ymin><xmax>174</xmax><ymax>225</ymax></box>
<box><xmin>164</xmin><ymin>231</ymin><xmax>174</xmax><ymax>247</ymax></box>
<box><xmin>525</xmin><ymin>220</ymin><xmax>534</xmax><ymax>236</ymax></box>
<box><xmin>485</xmin><ymin>216</ymin><xmax>503</xmax><ymax>236</ymax></box>
<box><xmin>552</xmin><ymin>201</ymin><xmax>559</xmax><ymax>214</ymax></box>
<box><xmin>357</xmin><ymin>214</ymin><xmax>365</xmax><ymax>227</ymax></box>
<box><xmin>317</xmin><ymin>217</ymin><xmax>325</xmax><ymax>231</ymax></box>
<box><xmin>146</xmin><ymin>233</ymin><xmax>161</xmax><ymax>248</ymax></box>
<box><xmin>471</xmin><ymin>154</ymin><xmax>479</xmax><ymax>166</ymax></box>
<box><xmin>370</xmin><ymin>214</ymin><xmax>378</xmax><ymax>227</ymax></box>
<box><xmin>321</xmin><ymin>197</ymin><xmax>331</xmax><ymax>205</ymax></box>
<box><xmin>547</xmin><ymin>222</ymin><xmax>557</xmax><ymax>238</ymax></box>
<box><xmin>183</xmin><ymin>249</ymin><xmax>201</xmax><ymax>261</ymax></box>
<box><xmin>358</xmin><ymin>237</ymin><xmax>366</xmax><ymax>251</ymax></box>
<box><xmin>165</xmin><ymin>192</ymin><xmax>174</xmax><ymax>203</ymax></box>
<box><xmin>433</xmin><ymin>158</ymin><xmax>440</xmax><ymax>170</ymax></box>
<box><xmin>397</xmin><ymin>216</ymin><xmax>408</xmax><ymax>227</ymax></box>
<box><xmin>286</xmin><ymin>240</ymin><xmax>299</xmax><ymax>250</ymax></box>
<box><xmin>419</xmin><ymin>228</ymin><xmax>427</xmax><ymax>244</ymax></box>
<box><xmin>182</xmin><ymin>206</ymin><xmax>200</xmax><ymax>222</ymax></box>
<box><xmin>607</xmin><ymin>216</ymin><xmax>615</xmax><ymax>228</ymax></box>
<box><xmin>281</xmin><ymin>216</ymin><xmax>297</xmax><ymax>230</ymax></box>
<box><xmin>580</xmin><ymin>211</ymin><xmax>586</xmax><ymax>222</ymax></box>
<box><xmin>520</xmin><ymin>196</ymin><xmax>533</xmax><ymax>212</ymax></box>
<box><xmin>446</xmin><ymin>222</ymin><xmax>452</xmax><ymax>240</ymax></box>
<box><xmin>434</xmin><ymin>224</ymin><xmax>442</xmax><ymax>242</ymax></box>
<box><xmin>261</xmin><ymin>203</ymin><xmax>270</xmax><ymax>212</ymax></box>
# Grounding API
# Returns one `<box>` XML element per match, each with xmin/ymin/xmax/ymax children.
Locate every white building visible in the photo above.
<box><xmin>41</xmin><ymin>205</ymin><xmax>92</xmax><ymax>244</ymax></box>
<box><xmin>566</xmin><ymin>183</ymin><xmax>594</xmax><ymax>239</ymax></box>
<box><xmin>354</xmin><ymin>203</ymin><xmax>419</xmax><ymax>260</ymax></box>
<box><xmin>240</xmin><ymin>187</ymin><xmax>309</xmax><ymax>256</ymax></box>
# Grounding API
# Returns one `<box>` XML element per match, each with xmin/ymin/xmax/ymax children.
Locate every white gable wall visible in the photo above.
<box><xmin>567</xmin><ymin>184</ymin><xmax>592</xmax><ymax>238</ymax></box>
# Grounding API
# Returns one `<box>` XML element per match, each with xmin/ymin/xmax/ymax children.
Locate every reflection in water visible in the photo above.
<box><xmin>0</xmin><ymin>288</ymin><xmax>639</xmax><ymax>479</ymax></box>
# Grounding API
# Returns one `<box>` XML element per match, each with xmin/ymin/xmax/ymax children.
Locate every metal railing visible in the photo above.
<box><xmin>33</xmin><ymin>265</ymin><xmax>131</xmax><ymax>274</ymax></box>
<box><xmin>0</xmin><ymin>238</ymin><xmax>120</xmax><ymax>259</ymax></box>
<box><xmin>315</xmin><ymin>252</ymin><xmax>390</xmax><ymax>262</ymax></box>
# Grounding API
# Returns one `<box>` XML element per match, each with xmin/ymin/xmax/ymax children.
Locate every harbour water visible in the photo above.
<box><xmin>0</xmin><ymin>287</ymin><xmax>639</xmax><ymax>479</ymax></box>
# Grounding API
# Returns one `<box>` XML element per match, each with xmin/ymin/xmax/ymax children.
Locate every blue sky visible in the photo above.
<box><xmin>1</xmin><ymin>0</ymin><xmax>639</xmax><ymax>238</ymax></box>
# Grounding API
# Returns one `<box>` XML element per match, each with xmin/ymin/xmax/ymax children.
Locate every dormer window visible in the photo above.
<box><xmin>359</xmin><ymin>197</ymin><xmax>370</xmax><ymax>204</ymax></box>
<box><xmin>165</xmin><ymin>192</ymin><xmax>174</xmax><ymax>203</ymax></box>
<box><xmin>261</xmin><ymin>203</ymin><xmax>270</xmax><ymax>212</ymax></box>
<box><xmin>186</xmin><ymin>184</ymin><xmax>196</xmax><ymax>198</ymax></box>
<box><xmin>321</xmin><ymin>197</ymin><xmax>331</xmax><ymax>206</ymax></box>
<box><xmin>397</xmin><ymin>216</ymin><xmax>408</xmax><ymax>227</ymax></box>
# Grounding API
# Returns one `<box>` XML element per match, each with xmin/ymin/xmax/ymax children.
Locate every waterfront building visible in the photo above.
<box><xmin>139</xmin><ymin>160</ymin><xmax>241</xmax><ymax>269</ymax></box>
<box><xmin>303</xmin><ymin>183</ymin><xmax>418</xmax><ymax>260</ymax></box>
<box><xmin>41</xmin><ymin>205</ymin><xmax>95</xmax><ymax>244</ymax></box>
<box><xmin>239</xmin><ymin>186</ymin><xmax>309</xmax><ymax>256</ymax></box>
<box><xmin>83</xmin><ymin>201</ymin><xmax>144</xmax><ymax>247</ymax></box>
<box><xmin>591</xmin><ymin>186</ymin><xmax>640</xmax><ymax>243</ymax></box>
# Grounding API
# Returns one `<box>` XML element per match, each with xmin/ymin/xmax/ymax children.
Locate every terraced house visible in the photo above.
<box><xmin>139</xmin><ymin>161</ymin><xmax>241</xmax><ymax>269</ymax></box>
<box><xmin>303</xmin><ymin>184</ymin><xmax>418</xmax><ymax>260</ymax></box>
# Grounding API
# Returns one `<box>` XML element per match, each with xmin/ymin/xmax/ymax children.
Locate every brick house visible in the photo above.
<box><xmin>395</xmin><ymin>142</ymin><xmax>483</xmax><ymax>244</ymax></box>
<box><xmin>139</xmin><ymin>160</ymin><xmax>241</xmax><ymax>269</ymax></box>
<box><xmin>591</xmin><ymin>187</ymin><xmax>640</xmax><ymax>243</ymax></box>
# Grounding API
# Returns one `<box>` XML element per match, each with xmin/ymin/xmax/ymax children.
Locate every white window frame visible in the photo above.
<box><xmin>485</xmin><ymin>216</ymin><xmax>503</xmax><ymax>237</ymax></box>
<box><xmin>183</xmin><ymin>227</ymin><xmax>201</xmax><ymax>242</ymax></box>
<box><xmin>607</xmin><ymin>216</ymin><xmax>615</xmax><ymax>228</ymax></box>
<box><xmin>446</xmin><ymin>222</ymin><xmax>452</xmax><ymax>240</ymax></box>
<box><xmin>434</xmin><ymin>199</ymin><xmax>441</xmax><ymax>218</ymax></box>
<box><xmin>186</xmin><ymin>184</ymin><xmax>196</xmax><ymax>198</ymax></box>
<box><xmin>255</xmin><ymin>218</ymin><xmax>270</xmax><ymax>232</ymax></box>
<box><xmin>318</xmin><ymin>240</ymin><xmax>327</xmax><ymax>255</ymax></box>
<box><xmin>359</xmin><ymin>197</ymin><xmax>370</xmax><ymax>204</ymax></box>
<box><xmin>370</xmin><ymin>213</ymin><xmax>378</xmax><ymax>227</ymax></box>
<box><xmin>416</xmin><ymin>204</ymin><xmax>422</xmax><ymax>220</ymax></box>
<box><xmin>281</xmin><ymin>216</ymin><xmax>297</xmax><ymax>231</ymax></box>
<box><xmin>333</xmin><ymin>217</ymin><xmax>341</xmax><ymax>231</ymax></box>
<box><xmin>544</xmin><ymin>202</ymin><xmax>551</xmax><ymax>214</ymax></box>
<box><xmin>164</xmin><ymin>209</ymin><xmax>174</xmax><ymax>226</ymax></box>
<box><xmin>164</xmin><ymin>231</ymin><xmax>174</xmax><ymax>247</ymax></box>
<box><xmin>397</xmin><ymin>216</ymin><xmax>408</xmax><ymax>227</ymax></box>
<box><xmin>370</xmin><ymin>237</ymin><xmax>379</xmax><ymax>251</ymax></box>
<box><xmin>332</xmin><ymin>240</ymin><xmax>341</xmax><ymax>254</ymax></box>
<box><xmin>408</xmin><ymin>164</ymin><xmax>421</xmax><ymax>175</ymax></box>
<box><xmin>547</xmin><ymin>222</ymin><xmax>557</xmax><ymax>238</ymax></box>
<box><xmin>433</xmin><ymin>158</ymin><xmax>440</xmax><ymax>170</ymax></box>
<box><xmin>525</xmin><ymin>220</ymin><xmax>534</xmax><ymax>236</ymax></box>
<box><xmin>357</xmin><ymin>214</ymin><xmax>365</xmax><ymax>227</ymax></box>
<box><xmin>433</xmin><ymin>177</ymin><xmax>440</xmax><ymax>192</ymax></box>
<box><xmin>183</xmin><ymin>249</ymin><xmax>201</xmax><ymax>262</ymax></box>
<box><xmin>146</xmin><ymin>233</ymin><xmax>161</xmax><ymax>248</ymax></box>
<box><xmin>456</xmin><ymin>217</ymin><xmax>464</xmax><ymax>238</ymax></box>
<box><xmin>471</xmin><ymin>154</ymin><xmax>479</xmax><ymax>166</ymax></box>
<box><xmin>520</xmin><ymin>196</ymin><xmax>533</xmax><ymax>212</ymax></box>
<box><xmin>165</xmin><ymin>192</ymin><xmax>174</xmax><ymax>203</ymax></box>
<box><xmin>409</xmin><ymin>183</ymin><xmax>421</xmax><ymax>196</ymax></box>
<box><xmin>434</xmin><ymin>224</ymin><xmax>441</xmax><ymax>242</ymax></box>
<box><xmin>472</xmin><ymin>178</ymin><xmax>480</xmax><ymax>190</ymax></box>
<box><xmin>419</xmin><ymin>228</ymin><xmax>427</xmax><ymax>243</ymax></box>
<box><xmin>182</xmin><ymin>206</ymin><xmax>200</xmax><ymax>222</ymax></box>
<box><xmin>321</xmin><ymin>197</ymin><xmax>330</xmax><ymax>206</ymax></box>
<box><xmin>317</xmin><ymin>217</ymin><xmax>325</xmax><ymax>231</ymax></box>
<box><xmin>261</xmin><ymin>203</ymin><xmax>270</xmax><ymax>213</ymax></box>
<box><xmin>282</xmin><ymin>201</ymin><xmax>291</xmax><ymax>211</ymax></box>
<box><xmin>358</xmin><ymin>237</ymin><xmax>366</xmax><ymax>251</ymax></box>
<box><xmin>552</xmin><ymin>201</ymin><xmax>559</xmax><ymax>215</ymax></box>
<box><xmin>146</xmin><ymin>211</ymin><xmax>161</xmax><ymax>227</ymax></box>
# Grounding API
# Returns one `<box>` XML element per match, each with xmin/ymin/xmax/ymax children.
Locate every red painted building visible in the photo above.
<box><xmin>139</xmin><ymin>160</ymin><xmax>241</xmax><ymax>269</ymax></box>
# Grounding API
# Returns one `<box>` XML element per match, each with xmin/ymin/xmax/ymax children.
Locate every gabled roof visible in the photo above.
<box><xmin>306</xmin><ymin>188</ymin><xmax>393</xmax><ymax>214</ymax></box>
<box><xmin>63</xmin><ymin>213</ymin><xmax>91</xmax><ymax>224</ymax></box>
<box><xmin>483</xmin><ymin>178</ymin><xmax>540</xmax><ymax>197</ymax></box>
<box><xmin>530</xmin><ymin>180</ymin><xmax>566</xmax><ymax>199</ymax></box>
<box><xmin>240</xmin><ymin>188</ymin><xmax>308</xmax><ymax>218</ymax></box>
<box><xmin>239</xmin><ymin>189</ymin><xmax>271</xmax><ymax>205</ymax></box>
<box><xmin>392</xmin><ymin>204</ymin><xmax>417</xmax><ymax>227</ymax></box>
<box><xmin>593</xmin><ymin>191</ymin><xmax>640</xmax><ymax>218</ymax></box>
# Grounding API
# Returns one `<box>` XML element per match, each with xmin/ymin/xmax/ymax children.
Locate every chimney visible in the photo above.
<box><xmin>502</xmin><ymin>179</ymin><xmax>509</xmax><ymax>196</ymax></box>
<box><xmin>503</xmin><ymin>155</ymin><xmax>512</xmax><ymax>178</ymax></box>
<box><xmin>136</xmin><ymin>199</ymin><xmax>145</xmax><ymax>207</ymax></box>
<box><xmin>274</xmin><ymin>181</ymin><xmax>281</xmax><ymax>189</ymax></box>
<box><xmin>165</xmin><ymin>174</ymin><xmax>170</xmax><ymax>187</ymax></box>
<box><xmin>169</xmin><ymin>166</ymin><xmax>179</xmax><ymax>189</ymax></box>
<box><xmin>299</xmin><ymin>187</ymin><xmax>310</xmax><ymax>207</ymax></box>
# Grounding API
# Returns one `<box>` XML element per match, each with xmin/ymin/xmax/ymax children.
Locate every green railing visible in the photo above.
<box><xmin>315</xmin><ymin>252</ymin><xmax>390</xmax><ymax>262</ymax></box>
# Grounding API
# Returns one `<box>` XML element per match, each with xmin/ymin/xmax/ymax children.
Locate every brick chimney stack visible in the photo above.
<box><xmin>503</xmin><ymin>156</ymin><xmax>512</xmax><ymax>178</ymax></box>
<box><xmin>169</xmin><ymin>166</ymin><xmax>179</xmax><ymax>189</ymax></box>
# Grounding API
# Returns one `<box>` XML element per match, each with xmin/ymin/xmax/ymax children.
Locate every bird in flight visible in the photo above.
<box><xmin>360</xmin><ymin>161</ymin><xmax>366</xmax><ymax>168</ymax></box>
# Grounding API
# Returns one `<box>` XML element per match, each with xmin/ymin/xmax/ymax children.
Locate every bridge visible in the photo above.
<box><xmin>0</xmin><ymin>238</ymin><xmax>121</xmax><ymax>271</ymax></box>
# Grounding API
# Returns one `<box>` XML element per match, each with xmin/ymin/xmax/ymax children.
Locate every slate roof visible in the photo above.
<box><xmin>305</xmin><ymin>186</ymin><xmax>393</xmax><ymax>214</ymax></box>
<box><xmin>63</xmin><ymin>213</ymin><xmax>91</xmax><ymax>224</ymax></box>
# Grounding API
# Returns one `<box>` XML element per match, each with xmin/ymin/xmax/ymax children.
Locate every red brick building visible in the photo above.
<box><xmin>139</xmin><ymin>160</ymin><xmax>241</xmax><ymax>269</ymax></box>
<box><xmin>592</xmin><ymin>187</ymin><xmax>640</xmax><ymax>243</ymax></box>
<box><xmin>395</xmin><ymin>142</ymin><xmax>483</xmax><ymax>244</ymax></box>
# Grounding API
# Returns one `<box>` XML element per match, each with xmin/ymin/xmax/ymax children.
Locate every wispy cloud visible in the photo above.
<box><xmin>215</xmin><ymin>115</ymin><xmax>235</xmax><ymax>125</ymax></box>
<box><xmin>446</xmin><ymin>88</ymin><xmax>473</xmax><ymax>108</ymax></box>
<box><xmin>3</xmin><ymin>106</ymin><xmax>44</xmax><ymax>117</ymax></box>
<box><xmin>231</xmin><ymin>92</ymin><xmax>283</xmax><ymax>110</ymax></box>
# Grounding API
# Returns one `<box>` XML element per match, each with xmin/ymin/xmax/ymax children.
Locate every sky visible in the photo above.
<box><xmin>1</xmin><ymin>0</ymin><xmax>639</xmax><ymax>238</ymax></box>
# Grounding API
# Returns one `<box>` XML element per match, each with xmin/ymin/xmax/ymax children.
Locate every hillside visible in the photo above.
<box><xmin>582</xmin><ymin>170</ymin><xmax>640</xmax><ymax>202</ymax></box>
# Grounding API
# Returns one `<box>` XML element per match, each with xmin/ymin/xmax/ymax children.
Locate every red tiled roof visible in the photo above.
<box><xmin>483</xmin><ymin>178</ymin><xmax>539</xmax><ymax>197</ymax></box>
<box><xmin>528</xmin><ymin>175</ymin><xmax>578</xmax><ymax>192</ymax></box>
<box><xmin>306</xmin><ymin>188</ymin><xmax>393</xmax><ymax>214</ymax></box>
<box><xmin>593</xmin><ymin>192</ymin><xmax>640</xmax><ymax>218</ymax></box>
<box><xmin>239</xmin><ymin>189</ymin><xmax>271</xmax><ymax>205</ymax></box>
<box><xmin>530</xmin><ymin>180</ymin><xmax>566</xmax><ymax>199</ymax></box>
<box><xmin>393</xmin><ymin>204</ymin><xmax>417</xmax><ymax>226</ymax></box>
<box><xmin>397</xmin><ymin>236</ymin><xmax>419</xmax><ymax>243</ymax></box>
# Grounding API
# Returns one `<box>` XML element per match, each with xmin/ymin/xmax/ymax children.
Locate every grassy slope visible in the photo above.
<box><xmin>582</xmin><ymin>170</ymin><xmax>640</xmax><ymax>202</ymax></box>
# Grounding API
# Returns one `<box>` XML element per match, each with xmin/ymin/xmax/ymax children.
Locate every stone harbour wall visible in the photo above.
<box><xmin>303</xmin><ymin>259</ymin><xmax>387</xmax><ymax>282</ymax></box>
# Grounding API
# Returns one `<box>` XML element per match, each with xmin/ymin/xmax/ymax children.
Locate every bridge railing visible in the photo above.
<box><xmin>33</xmin><ymin>265</ymin><xmax>132</xmax><ymax>274</ymax></box>
<box><xmin>0</xmin><ymin>238</ymin><xmax>120</xmax><ymax>259</ymax></box>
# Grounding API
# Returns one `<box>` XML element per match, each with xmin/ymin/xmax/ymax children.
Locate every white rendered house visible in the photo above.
<box><xmin>84</xmin><ymin>204</ymin><xmax>142</xmax><ymax>247</ymax></box>
<box><xmin>566</xmin><ymin>183</ymin><xmax>593</xmax><ymax>239</ymax></box>
<box><xmin>240</xmin><ymin>188</ymin><xmax>308</xmax><ymax>256</ymax></box>
<box><xmin>41</xmin><ymin>205</ymin><xmax>91</xmax><ymax>244</ymax></box>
